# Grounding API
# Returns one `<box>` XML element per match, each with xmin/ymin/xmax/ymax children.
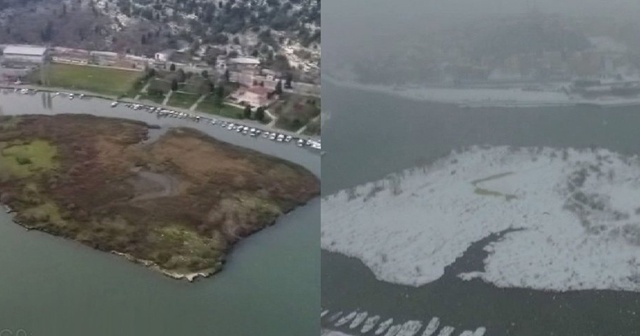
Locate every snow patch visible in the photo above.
<box><xmin>322</xmin><ymin>146</ymin><xmax>640</xmax><ymax>291</ymax></box>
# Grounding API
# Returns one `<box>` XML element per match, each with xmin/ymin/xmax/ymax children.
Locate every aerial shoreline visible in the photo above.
<box><xmin>324</xmin><ymin>71</ymin><xmax>640</xmax><ymax>108</ymax></box>
<box><xmin>1</xmin><ymin>84</ymin><xmax>321</xmax><ymax>142</ymax></box>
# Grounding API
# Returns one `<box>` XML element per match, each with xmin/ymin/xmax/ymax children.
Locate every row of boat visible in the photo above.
<box><xmin>321</xmin><ymin>309</ymin><xmax>485</xmax><ymax>336</ymax></box>
<box><xmin>4</xmin><ymin>88</ymin><xmax>89</xmax><ymax>100</ymax></box>
<box><xmin>113</xmin><ymin>101</ymin><xmax>322</xmax><ymax>152</ymax></box>
<box><xmin>1</xmin><ymin>87</ymin><xmax>323</xmax><ymax>153</ymax></box>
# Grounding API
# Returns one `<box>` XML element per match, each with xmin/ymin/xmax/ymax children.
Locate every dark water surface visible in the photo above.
<box><xmin>321</xmin><ymin>81</ymin><xmax>640</xmax><ymax>336</ymax></box>
<box><xmin>0</xmin><ymin>91</ymin><xmax>320</xmax><ymax>336</ymax></box>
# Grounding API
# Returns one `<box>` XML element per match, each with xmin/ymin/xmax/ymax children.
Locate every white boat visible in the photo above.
<box><xmin>285</xmin><ymin>135</ymin><xmax>293</xmax><ymax>142</ymax></box>
<box><xmin>375</xmin><ymin>319</ymin><xmax>393</xmax><ymax>335</ymax></box>
<box><xmin>349</xmin><ymin>312</ymin><xmax>368</xmax><ymax>329</ymax></box>
<box><xmin>396</xmin><ymin>320</ymin><xmax>423</xmax><ymax>336</ymax></box>
<box><xmin>436</xmin><ymin>326</ymin><xmax>454</xmax><ymax>336</ymax></box>
<box><xmin>459</xmin><ymin>331</ymin><xmax>473</xmax><ymax>336</ymax></box>
<box><xmin>361</xmin><ymin>316</ymin><xmax>381</xmax><ymax>333</ymax></box>
<box><xmin>334</xmin><ymin>311</ymin><xmax>357</xmax><ymax>327</ymax></box>
<box><xmin>327</xmin><ymin>312</ymin><xmax>343</xmax><ymax>323</ymax></box>
<box><xmin>384</xmin><ymin>325</ymin><xmax>402</xmax><ymax>336</ymax></box>
<box><xmin>111</xmin><ymin>101</ymin><xmax>118</xmax><ymax>107</ymax></box>
<box><xmin>422</xmin><ymin>318</ymin><xmax>440</xmax><ymax>336</ymax></box>
<box><xmin>472</xmin><ymin>327</ymin><xmax>486</xmax><ymax>336</ymax></box>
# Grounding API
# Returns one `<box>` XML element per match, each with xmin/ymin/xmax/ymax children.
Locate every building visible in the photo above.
<box><xmin>229</xmin><ymin>86</ymin><xmax>273</xmax><ymax>108</ymax></box>
<box><xmin>227</xmin><ymin>57</ymin><xmax>261</xmax><ymax>72</ymax></box>
<box><xmin>154</xmin><ymin>50</ymin><xmax>174</xmax><ymax>62</ymax></box>
<box><xmin>51</xmin><ymin>47</ymin><xmax>90</xmax><ymax>65</ymax></box>
<box><xmin>3</xmin><ymin>45</ymin><xmax>48</xmax><ymax>64</ymax></box>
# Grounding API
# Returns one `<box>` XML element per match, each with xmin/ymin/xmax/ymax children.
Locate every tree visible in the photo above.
<box><xmin>146</xmin><ymin>68</ymin><xmax>156</xmax><ymax>79</ymax></box>
<box><xmin>215</xmin><ymin>85</ymin><xmax>225</xmax><ymax>105</ymax></box>
<box><xmin>201</xmin><ymin>70</ymin><xmax>209</xmax><ymax>78</ymax></box>
<box><xmin>141</xmin><ymin>35</ymin><xmax>147</xmax><ymax>44</ymax></box>
<box><xmin>207</xmin><ymin>80</ymin><xmax>215</xmax><ymax>93</ymax></box>
<box><xmin>274</xmin><ymin>80</ymin><xmax>283</xmax><ymax>95</ymax></box>
<box><xmin>224</xmin><ymin>69</ymin><xmax>230</xmax><ymax>82</ymax></box>
<box><xmin>176</xmin><ymin>69</ymin><xmax>186</xmax><ymax>82</ymax></box>
<box><xmin>169</xmin><ymin>63</ymin><xmax>176</xmax><ymax>71</ymax></box>
<box><xmin>243</xmin><ymin>105</ymin><xmax>252</xmax><ymax>119</ymax></box>
<box><xmin>255</xmin><ymin>106</ymin><xmax>265</xmax><ymax>122</ymax></box>
<box><xmin>171</xmin><ymin>79</ymin><xmax>178</xmax><ymax>91</ymax></box>
<box><xmin>285</xmin><ymin>73</ymin><xmax>293</xmax><ymax>89</ymax></box>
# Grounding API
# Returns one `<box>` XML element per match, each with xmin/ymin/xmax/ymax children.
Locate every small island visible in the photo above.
<box><xmin>0</xmin><ymin>114</ymin><xmax>319</xmax><ymax>280</ymax></box>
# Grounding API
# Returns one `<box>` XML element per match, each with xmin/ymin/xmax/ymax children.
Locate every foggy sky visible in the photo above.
<box><xmin>323</xmin><ymin>0</ymin><xmax>640</xmax><ymax>67</ymax></box>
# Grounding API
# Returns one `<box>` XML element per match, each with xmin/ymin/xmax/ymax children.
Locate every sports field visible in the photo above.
<box><xmin>37</xmin><ymin>63</ymin><xmax>143</xmax><ymax>96</ymax></box>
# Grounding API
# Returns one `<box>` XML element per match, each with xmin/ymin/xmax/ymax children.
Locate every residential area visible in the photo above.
<box><xmin>0</xmin><ymin>43</ymin><xmax>321</xmax><ymax>137</ymax></box>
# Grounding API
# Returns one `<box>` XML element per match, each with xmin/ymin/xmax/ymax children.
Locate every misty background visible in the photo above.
<box><xmin>323</xmin><ymin>0</ymin><xmax>640</xmax><ymax>84</ymax></box>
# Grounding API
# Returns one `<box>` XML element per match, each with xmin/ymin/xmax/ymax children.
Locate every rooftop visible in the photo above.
<box><xmin>3</xmin><ymin>45</ymin><xmax>48</xmax><ymax>56</ymax></box>
<box><xmin>229</xmin><ymin>57</ymin><xmax>261</xmax><ymax>65</ymax></box>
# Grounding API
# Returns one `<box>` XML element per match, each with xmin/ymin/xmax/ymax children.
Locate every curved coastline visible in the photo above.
<box><xmin>0</xmin><ymin>92</ymin><xmax>321</xmax><ymax>282</ymax></box>
<box><xmin>324</xmin><ymin>71</ymin><xmax>640</xmax><ymax>108</ymax></box>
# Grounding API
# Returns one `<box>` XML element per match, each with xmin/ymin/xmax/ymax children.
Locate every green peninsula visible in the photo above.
<box><xmin>0</xmin><ymin>114</ymin><xmax>319</xmax><ymax>280</ymax></box>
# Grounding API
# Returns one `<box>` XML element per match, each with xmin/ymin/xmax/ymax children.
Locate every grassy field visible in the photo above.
<box><xmin>303</xmin><ymin>116</ymin><xmax>321</xmax><ymax>136</ymax></box>
<box><xmin>0</xmin><ymin>140</ymin><xmax>59</xmax><ymax>179</ymax></box>
<box><xmin>196</xmin><ymin>96</ymin><xmax>245</xmax><ymax>119</ymax></box>
<box><xmin>137</xmin><ymin>92</ymin><xmax>166</xmax><ymax>105</ymax></box>
<box><xmin>167</xmin><ymin>92</ymin><xmax>201</xmax><ymax>109</ymax></box>
<box><xmin>34</xmin><ymin>63</ymin><xmax>143</xmax><ymax>96</ymax></box>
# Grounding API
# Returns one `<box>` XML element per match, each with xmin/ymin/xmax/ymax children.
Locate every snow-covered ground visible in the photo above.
<box><xmin>322</xmin><ymin>146</ymin><xmax>640</xmax><ymax>291</ymax></box>
<box><xmin>324</xmin><ymin>72</ymin><xmax>640</xmax><ymax>108</ymax></box>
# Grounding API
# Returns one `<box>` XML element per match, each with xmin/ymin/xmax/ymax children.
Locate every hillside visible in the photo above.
<box><xmin>0</xmin><ymin>0</ymin><xmax>320</xmax><ymax>67</ymax></box>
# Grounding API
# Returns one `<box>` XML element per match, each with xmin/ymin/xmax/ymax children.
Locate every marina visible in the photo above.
<box><xmin>1</xmin><ymin>87</ymin><xmax>322</xmax><ymax>154</ymax></box>
<box><xmin>322</xmin><ymin>309</ymin><xmax>484</xmax><ymax>336</ymax></box>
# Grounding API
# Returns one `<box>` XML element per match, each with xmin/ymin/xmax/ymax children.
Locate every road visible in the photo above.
<box><xmin>1</xmin><ymin>84</ymin><xmax>321</xmax><ymax>141</ymax></box>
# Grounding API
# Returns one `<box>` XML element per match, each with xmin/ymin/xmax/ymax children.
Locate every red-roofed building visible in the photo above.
<box><xmin>229</xmin><ymin>85</ymin><xmax>275</xmax><ymax>108</ymax></box>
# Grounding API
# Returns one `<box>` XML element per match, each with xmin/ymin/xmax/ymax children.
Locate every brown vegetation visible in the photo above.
<box><xmin>0</xmin><ymin>114</ymin><xmax>319</xmax><ymax>278</ymax></box>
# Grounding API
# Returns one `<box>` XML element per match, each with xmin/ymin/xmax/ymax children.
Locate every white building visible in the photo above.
<box><xmin>154</xmin><ymin>50</ymin><xmax>174</xmax><ymax>62</ymax></box>
<box><xmin>3</xmin><ymin>45</ymin><xmax>48</xmax><ymax>64</ymax></box>
<box><xmin>228</xmin><ymin>57</ymin><xmax>261</xmax><ymax>66</ymax></box>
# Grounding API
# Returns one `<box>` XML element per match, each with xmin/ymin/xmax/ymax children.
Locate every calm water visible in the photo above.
<box><xmin>321</xmin><ymin>80</ymin><xmax>640</xmax><ymax>336</ymax></box>
<box><xmin>0</xmin><ymin>91</ymin><xmax>320</xmax><ymax>336</ymax></box>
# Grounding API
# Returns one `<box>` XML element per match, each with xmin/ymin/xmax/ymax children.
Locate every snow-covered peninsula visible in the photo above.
<box><xmin>321</xmin><ymin>146</ymin><xmax>640</xmax><ymax>291</ymax></box>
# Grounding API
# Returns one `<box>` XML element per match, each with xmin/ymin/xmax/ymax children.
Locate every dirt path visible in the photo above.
<box><xmin>130</xmin><ymin>171</ymin><xmax>180</xmax><ymax>202</ymax></box>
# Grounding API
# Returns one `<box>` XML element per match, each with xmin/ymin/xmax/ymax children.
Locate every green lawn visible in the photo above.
<box><xmin>303</xmin><ymin>116</ymin><xmax>321</xmax><ymax>136</ymax></box>
<box><xmin>138</xmin><ymin>92</ymin><xmax>166</xmax><ymax>105</ymax></box>
<box><xmin>196</xmin><ymin>96</ymin><xmax>245</xmax><ymax>119</ymax></box>
<box><xmin>35</xmin><ymin>63</ymin><xmax>143</xmax><ymax>96</ymax></box>
<box><xmin>273</xmin><ymin>94</ymin><xmax>321</xmax><ymax>132</ymax></box>
<box><xmin>167</xmin><ymin>92</ymin><xmax>201</xmax><ymax>109</ymax></box>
